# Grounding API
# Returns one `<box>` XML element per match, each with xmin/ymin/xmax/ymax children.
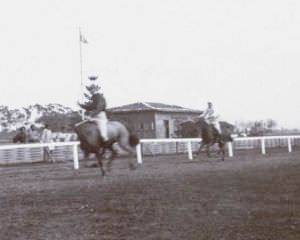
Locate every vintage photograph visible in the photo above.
<box><xmin>1</xmin><ymin>1</ymin><xmax>300</xmax><ymax>239</ymax></box>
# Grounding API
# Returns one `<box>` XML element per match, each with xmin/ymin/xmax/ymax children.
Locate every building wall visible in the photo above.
<box><xmin>108</xmin><ymin>111</ymin><xmax>156</xmax><ymax>138</ymax></box>
<box><xmin>109</xmin><ymin>111</ymin><xmax>199</xmax><ymax>139</ymax></box>
<box><xmin>155</xmin><ymin>112</ymin><xmax>199</xmax><ymax>138</ymax></box>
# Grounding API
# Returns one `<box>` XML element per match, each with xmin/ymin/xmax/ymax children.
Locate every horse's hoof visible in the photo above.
<box><xmin>129</xmin><ymin>163</ymin><xmax>137</xmax><ymax>170</ymax></box>
<box><xmin>136</xmin><ymin>163</ymin><xmax>142</xmax><ymax>169</ymax></box>
<box><xmin>86</xmin><ymin>162</ymin><xmax>99</xmax><ymax>168</ymax></box>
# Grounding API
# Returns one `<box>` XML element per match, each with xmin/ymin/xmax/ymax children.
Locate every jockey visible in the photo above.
<box><xmin>200</xmin><ymin>102</ymin><xmax>222</xmax><ymax>134</ymax></box>
<box><xmin>78</xmin><ymin>83</ymin><xmax>109</xmax><ymax>146</ymax></box>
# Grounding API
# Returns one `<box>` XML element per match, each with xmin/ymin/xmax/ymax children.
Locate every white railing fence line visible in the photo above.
<box><xmin>136</xmin><ymin>135</ymin><xmax>300</xmax><ymax>163</ymax></box>
<box><xmin>228</xmin><ymin>135</ymin><xmax>300</xmax><ymax>157</ymax></box>
<box><xmin>0</xmin><ymin>141</ymin><xmax>80</xmax><ymax>169</ymax></box>
<box><xmin>1</xmin><ymin>135</ymin><xmax>300</xmax><ymax>168</ymax></box>
<box><xmin>136</xmin><ymin>138</ymin><xmax>202</xmax><ymax>164</ymax></box>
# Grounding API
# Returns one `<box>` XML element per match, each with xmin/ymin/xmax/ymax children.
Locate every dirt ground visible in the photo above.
<box><xmin>1</xmin><ymin>150</ymin><xmax>300</xmax><ymax>240</ymax></box>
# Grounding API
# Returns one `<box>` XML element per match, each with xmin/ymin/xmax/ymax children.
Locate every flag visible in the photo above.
<box><xmin>80</xmin><ymin>33</ymin><xmax>88</xmax><ymax>44</ymax></box>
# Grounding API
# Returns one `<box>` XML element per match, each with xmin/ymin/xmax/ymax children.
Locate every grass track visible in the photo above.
<box><xmin>1</xmin><ymin>151</ymin><xmax>300</xmax><ymax>240</ymax></box>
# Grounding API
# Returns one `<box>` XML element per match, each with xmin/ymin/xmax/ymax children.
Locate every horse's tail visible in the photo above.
<box><xmin>129</xmin><ymin>134</ymin><xmax>139</xmax><ymax>147</ymax></box>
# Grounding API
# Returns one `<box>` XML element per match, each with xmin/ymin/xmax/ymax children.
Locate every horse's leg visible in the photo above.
<box><xmin>106</xmin><ymin>145</ymin><xmax>117</xmax><ymax>172</ymax></box>
<box><xmin>83</xmin><ymin>151</ymin><xmax>90</xmax><ymax>167</ymax></box>
<box><xmin>83</xmin><ymin>150</ymin><xmax>90</xmax><ymax>159</ymax></box>
<box><xmin>95</xmin><ymin>151</ymin><xmax>105</xmax><ymax>177</ymax></box>
<box><xmin>206</xmin><ymin>144</ymin><xmax>211</xmax><ymax>158</ymax></box>
<box><xmin>218</xmin><ymin>141</ymin><xmax>225</xmax><ymax>161</ymax></box>
<box><xmin>197</xmin><ymin>142</ymin><xmax>205</xmax><ymax>157</ymax></box>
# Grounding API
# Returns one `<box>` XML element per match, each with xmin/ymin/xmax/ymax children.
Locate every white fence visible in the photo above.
<box><xmin>0</xmin><ymin>142</ymin><xmax>80</xmax><ymax>169</ymax></box>
<box><xmin>135</xmin><ymin>135</ymin><xmax>300</xmax><ymax>163</ymax></box>
<box><xmin>1</xmin><ymin>135</ymin><xmax>300</xmax><ymax>169</ymax></box>
<box><xmin>136</xmin><ymin>138</ymin><xmax>202</xmax><ymax>163</ymax></box>
<box><xmin>231</xmin><ymin>135</ymin><xmax>300</xmax><ymax>155</ymax></box>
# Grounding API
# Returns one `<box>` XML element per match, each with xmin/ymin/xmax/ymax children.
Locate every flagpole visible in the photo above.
<box><xmin>79</xmin><ymin>27</ymin><xmax>85</xmax><ymax>120</ymax></box>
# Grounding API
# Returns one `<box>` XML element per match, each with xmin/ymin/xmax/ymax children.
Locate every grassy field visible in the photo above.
<box><xmin>1</xmin><ymin>151</ymin><xmax>300</xmax><ymax>240</ymax></box>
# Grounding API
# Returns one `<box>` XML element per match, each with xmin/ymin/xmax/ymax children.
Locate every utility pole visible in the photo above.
<box><xmin>78</xmin><ymin>28</ymin><xmax>88</xmax><ymax>120</ymax></box>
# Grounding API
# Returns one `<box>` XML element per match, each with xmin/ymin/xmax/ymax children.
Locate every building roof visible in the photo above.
<box><xmin>108</xmin><ymin>102</ymin><xmax>202</xmax><ymax>114</ymax></box>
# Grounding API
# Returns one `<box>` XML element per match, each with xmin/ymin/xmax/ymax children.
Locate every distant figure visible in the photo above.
<box><xmin>27</xmin><ymin>124</ymin><xmax>40</xmax><ymax>143</ymax></box>
<box><xmin>78</xmin><ymin>83</ymin><xmax>109</xmax><ymax>146</ymax></box>
<box><xmin>41</xmin><ymin>124</ymin><xmax>54</xmax><ymax>162</ymax></box>
<box><xmin>199</xmin><ymin>102</ymin><xmax>221</xmax><ymax>134</ymax></box>
<box><xmin>13</xmin><ymin>127</ymin><xmax>27</xmax><ymax>143</ymax></box>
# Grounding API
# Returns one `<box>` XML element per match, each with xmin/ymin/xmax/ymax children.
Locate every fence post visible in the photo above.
<box><xmin>136</xmin><ymin>143</ymin><xmax>143</xmax><ymax>164</ymax></box>
<box><xmin>288</xmin><ymin>137</ymin><xmax>292</xmax><ymax>153</ymax></box>
<box><xmin>228</xmin><ymin>142</ymin><xmax>233</xmax><ymax>157</ymax></box>
<box><xmin>187</xmin><ymin>141</ymin><xmax>193</xmax><ymax>160</ymax></box>
<box><xmin>73</xmin><ymin>144</ymin><xmax>79</xmax><ymax>170</ymax></box>
<box><xmin>261</xmin><ymin>138</ymin><xmax>266</xmax><ymax>155</ymax></box>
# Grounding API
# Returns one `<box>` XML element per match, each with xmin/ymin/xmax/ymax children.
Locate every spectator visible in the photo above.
<box><xmin>27</xmin><ymin>124</ymin><xmax>40</xmax><ymax>143</ymax></box>
<box><xmin>41</xmin><ymin>124</ymin><xmax>55</xmax><ymax>162</ymax></box>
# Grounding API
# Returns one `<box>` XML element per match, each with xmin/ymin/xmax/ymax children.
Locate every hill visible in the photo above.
<box><xmin>0</xmin><ymin>104</ymin><xmax>81</xmax><ymax>132</ymax></box>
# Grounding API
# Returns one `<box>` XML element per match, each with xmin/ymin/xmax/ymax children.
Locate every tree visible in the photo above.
<box><xmin>37</xmin><ymin>111</ymin><xmax>81</xmax><ymax>132</ymax></box>
<box><xmin>266</xmin><ymin>118</ymin><xmax>277</xmax><ymax>130</ymax></box>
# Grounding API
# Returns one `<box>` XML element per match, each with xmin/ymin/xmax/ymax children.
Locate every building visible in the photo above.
<box><xmin>107</xmin><ymin>102</ymin><xmax>202</xmax><ymax>138</ymax></box>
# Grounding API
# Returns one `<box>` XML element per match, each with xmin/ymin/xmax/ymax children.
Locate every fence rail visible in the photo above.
<box><xmin>0</xmin><ymin>142</ymin><xmax>80</xmax><ymax>169</ymax></box>
<box><xmin>136</xmin><ymin>135</ymin><xmax>300</xmax><ymax>163</ymax></box>
<box><xmin>1</xmin><ymin>135</ymin><xmax>300</xmax><ymax>169</ymax></box>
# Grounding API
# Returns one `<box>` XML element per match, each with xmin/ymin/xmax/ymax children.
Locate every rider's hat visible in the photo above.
<box><xmin>88</xmin><ymin>76</ymin><xmax>98</xmax><ymax>81</ymax></box>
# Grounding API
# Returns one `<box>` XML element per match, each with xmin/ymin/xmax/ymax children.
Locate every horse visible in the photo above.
<box><xmin>74</xmin><ymin>120</ymin><xmax>140</xmax><ymax>176</ymax></box>
<box><xmin>13</xmin><ymin>130</ymin><xmax>27</xmax><ymax>143</ymax></box>
<box><xmin>13</xmin><ymin>127</ymin><xmax>28</xmax><ymax>143</ymax></box>
<box><xmin>177</xmin><ymin>117</ymin><xmax>234</xmax><ymax>161</ymax></box>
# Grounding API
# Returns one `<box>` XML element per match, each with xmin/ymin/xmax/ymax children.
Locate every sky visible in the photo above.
<box><xmin>1</xmin><ymin>0</ymin><xmax>300</xmax><ymax>128</ymax></box>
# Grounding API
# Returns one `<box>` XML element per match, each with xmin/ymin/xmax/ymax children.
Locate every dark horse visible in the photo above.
<box><xmin>74</xmin><ymin>120</ymin><xmax>140</xmax><ymax>176</ymax></box>
<box><xmin>178</xmin><ymin>117</ymin><xmax>234</xmax><ymax>161</ymax></box>
<box><xmin>13</xmin><ymin>127</ymin><xmax>27</xmax><ymax>143</ymax></box>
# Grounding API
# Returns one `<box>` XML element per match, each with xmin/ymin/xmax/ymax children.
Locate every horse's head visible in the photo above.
<box><xmin>176</xmin><ymin>120</ymin><xmax>200</xmax><ymax>138</ymax></box>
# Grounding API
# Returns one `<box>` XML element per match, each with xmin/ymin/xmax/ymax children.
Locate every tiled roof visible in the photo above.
<box><xmin>108</xmin><ymin>102</ymin><xmax>202</xmax><ymax>114</ymax></box>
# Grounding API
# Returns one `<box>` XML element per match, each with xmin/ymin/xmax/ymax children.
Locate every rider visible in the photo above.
<box><xmin>199</xmin><ymin>102</ymin><xmax>222</xmax><ymax>135</ymax></box>
<box><xmin>78</xmin><ymin>79</ymin><xmax>109</xmax><ymax>146</ymax></box>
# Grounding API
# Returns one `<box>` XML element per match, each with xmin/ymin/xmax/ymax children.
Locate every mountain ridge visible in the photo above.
<box><xmin>0</xmin><ymin>104</ymin><xmax>79</xmax><ymax>131</ymax></box>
